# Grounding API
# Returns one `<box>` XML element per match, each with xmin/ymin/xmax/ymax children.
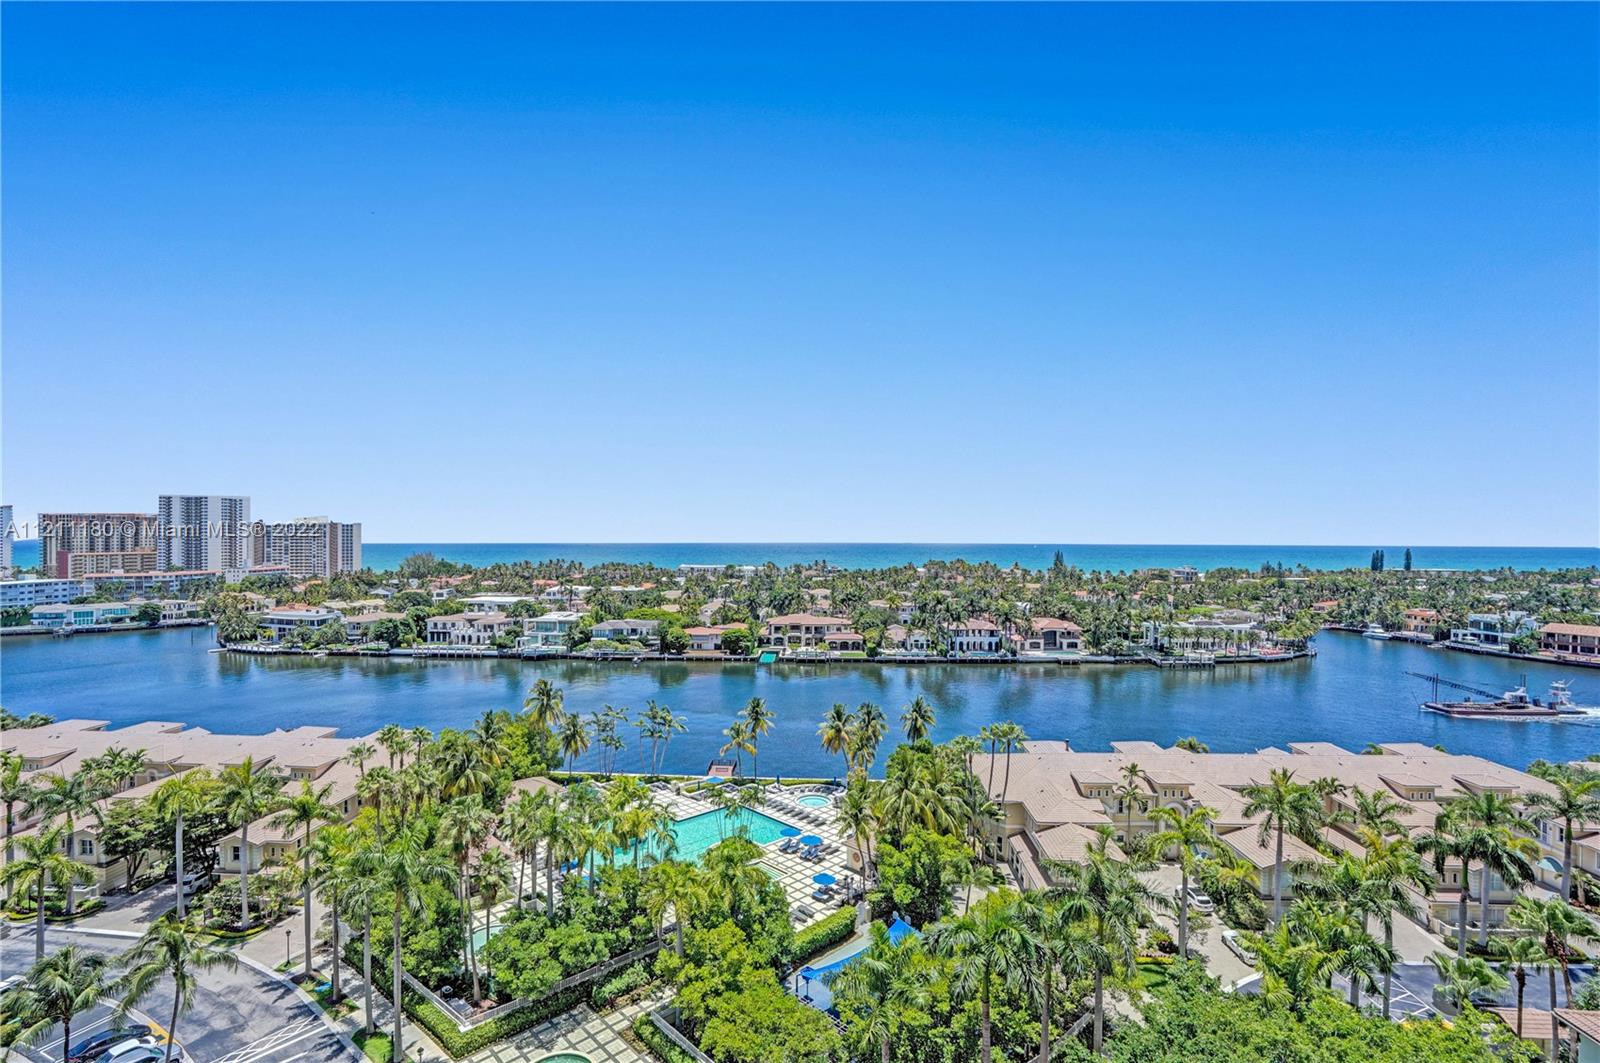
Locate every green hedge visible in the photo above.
<box><xmin>591</xmin><ymin>962</ymin><xmax>653</xmax><ymax>1010</ymax></box>
<box><xmin>790</xmin><ymin>907</ymin><xmax>857</xmax><ymax>964</ymax></box>
<box><xmin>403</xmin><ymin>985</ymin><xmax>588</xmax><ymax>1059</ymax></box>
<box><xmin>630</xmin><ymin>1013</ymin><xmax>699</xmax><ymax>1063</ymax></box>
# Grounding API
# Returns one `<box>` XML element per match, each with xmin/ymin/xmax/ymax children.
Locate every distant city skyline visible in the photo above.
<box><xmin>3</xmin><ymin>4</ymin><xmax>1596</xmax><ymax>546</ymax></box>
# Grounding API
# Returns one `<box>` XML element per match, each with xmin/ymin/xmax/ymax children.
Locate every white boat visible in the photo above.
<box><xmin>1361</xmin><ymin>623</ymin><xmax>1392</xmax><ymax>640</ymax></box>
<box><xmin>1548</xmin><ymin>681</ymin><xmax>1599</xmax><ymax>713</ymax></box>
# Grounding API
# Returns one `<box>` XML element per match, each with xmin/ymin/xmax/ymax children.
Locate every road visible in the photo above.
<box><xmin>1</xmin><ymin>928</ymin><xmax>361</xmax><ymax>1063</ymax></box>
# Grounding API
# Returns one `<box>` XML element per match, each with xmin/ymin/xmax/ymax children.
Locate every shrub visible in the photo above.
<box><xmin>1147</xmin><ymin>928</ymin><xmax>1177</xmax><ymax>955</ymax></box>
<box><xmin>790</xmin><ymin>907</ymin><xmax>856</xmax><ymax>964</ymax></box>
<box><xmin>591</xmin><ymin>962</ymin><xmax>653</xmax><ymax>1010</ymax></box>
<box><xmin>630</xmin><ymin>1013</ymin><xmax>699</xmax><ymax>1063</ymax></box>
<box><xmin>403</xmin><ymin>985</ymin><xmax>587</xmax><ymax>1059</ymax></box>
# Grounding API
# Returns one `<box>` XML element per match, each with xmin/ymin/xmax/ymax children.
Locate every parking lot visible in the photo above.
<box><xmin>1238</xmin><ymin>962</ymin><xmax>1596</xmax><ymax>1021</ymax></box>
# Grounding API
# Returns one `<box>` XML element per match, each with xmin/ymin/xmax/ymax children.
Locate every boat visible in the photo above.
<box><xmin>1422</xmin><ymin>684</ymin><xmax>1585</xmax><ymax>720</ymax></box>
<box><xmin>1361</xmin><ymin>623</ymin><xmax>1392</xmax><ymax>640</ymax></box>
<box><xmin>1548</xmin><ymin>681</ymin><xmax>1598</xmax><ymax>713</ymax></box>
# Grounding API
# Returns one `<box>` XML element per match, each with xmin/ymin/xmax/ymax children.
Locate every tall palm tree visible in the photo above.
<box><xmin>6</xmin><ymin>944</ymin><xmax>108</xmax><ymax>1058</ymax></box>
<box><xmin>373</xmin><ymin>824</ymin><xmax>453</xmax><ymax>1057</ymax></box>
<box><xmin>270</xmin><ymin>781</ymin><xmax>339</xmax><ymax>980</ymax></box>
<box><xmin>1020</xmin><ymin>891</ymin><xmax>1092</xmax><ymax>1063</ymax></box>
<box><xmin>501</xmin><ymin>788</ymin><xmax>546</xmax><ymax>909</ymax></box>
<box><xmin>1523</xmin><ymin>774</ymin><xmax>1600</xmax><ymax>904</ymax></box>
<box><xmin>836</xmin><ymin>782</ymin><xmax>879</xmax><ymax>886</ymax></box>
<box><xmin>1418</xmin><ymin>810</ymin><xmax>1479</xmax><ymax>959</ymax></box>
<box><xmin>1426</xmin><ymin>951</ymin><xmax>1506</xmax><ymax>1014</ymax></box>
<box><xmin>408</xmin><ymin>727</ymin><xmax>432</xmax><ymax>765</ymax></box>
<box><xmin>1355</xmin><ymin>831</ymin><xmax>1432</xmax><ymax>1018</ymax></box>
<box><xmin>375</xmin><ymin>724</ymin><xmax>407</xmax><ymax>770</ymax></box>
<box><xmin>1</xmin><ymin>826</ymin><xmax>92</xmax><ymax>959</ymax></box>
<box><xmin>0</xmin><ymin>752</ymin><xmax>35</xmax><ymax>902</ymax></box>
<box><xmin>995</xmin><ymin>722</ymin><xmax>1029</xmax><ymax>813</ymax></box>
<box><xmin>738</xmin><ymin>698</ymin><xmax>776</xmax><ymax>779</ymax></box>
<box><xmin>1451</xmin><ymin>792</ymin><xmax>1539</xmax><ymax>950</ymax></box>
<box><xmin>151</xmin><ymin>769</ymin><xmax>215</xmax><ymax>920</ymax></box>
<box><xmin>342</xmin><ymin>833</ymin><xmax>385</xmax><ymax>1037</ymax></box>
<box><xmin>853</xmin><ymin>704</ymin><xmax>888</xmax><ymax>775</ymax></box>
<box><xmin>557</xmin><ymin>713</ymin><xmax>591</xmax><ymax>774</ymax></box>
<box><xmin>309</xmin><ymin>824</ymin><xmax>356</xmax><ymax>1003</ymax></box>
<box><xmin>1504</xmin><ymin>934</ymin><xmax>1548</xmax><ymax>1038</ymax></box>
<box><xmin>1147</xmin><ymin>804</ymin><xmax>1220</xmax><ymax>958</ymax></box>
<box><xmin>117</xmin><ymin>912</ymin><xmax>239</xmax><ymax>1063</ymax></box>
<box><xmin>523</xmin><ymin>679</ymin><xmax>565</xmax><ymax>736</ymax></box>
<box><xmin>900</xmin><ymin>696</ymin><xmax>935</xmax><ymax>743</ymax></box>
<box><xmin>827</xmin><ymin>921</ymin><xmax>934</xmax><ymax>1063</ymax></box>
<box><xmin>473</xmin><ymin>848</ymin><xmax>513</xmax><ymax>989</ymax></box>
<box><xmin>1349</xmin><ymin>786</ymin><xmax>1412</xmax><ymax>839</ymax></box>
<box><xmin>215</xmin><ymin>757</ymin><xmax>286</xmax><ymax>928</ymax></box>
<box><xmin>1241</xmin><ymin>768</ymin><xmax>1322</xmax><ymax>925</ymax></box>
<box><xmin>1508</xmin><ymin>894</ymin><xmax>1593</xmax><ymax>1008</ymax></box>
<box><xmin>1112</xmin><ymin>764</ymin><xmax>1145</xmax><ymax>847</ymax></box>
<box><xmin>818</xmin><ymin>704</ymin><xmax>856</xmax><ymax>780</ymax></box>
<box><xmin>343</xmin><ymin>741</ymin><xmax>376</xmax><ymax>779</ymax></box>
<box><xmin>647</xmin><ymin>859</ymin><xmax>702</xmax><ymax>955</ymax></box>
<box><xmin>926</xmin><ymin>891</ymin><xmax>1036</xmax><ymax>1063</ymax></box>
<box><xmin>27</xmin><ymin>770</ymin><xmax>105</xmax><ymax>915</ymax></box>
<box><xmin>439</xmin><ymin>796</ymin><xmax>495</xmax><ymax>1002</ymax></box>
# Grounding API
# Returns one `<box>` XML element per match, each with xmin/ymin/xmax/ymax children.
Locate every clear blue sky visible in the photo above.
<box><xmin>4</xmin><ymin>3</ymin><xmax>1596</xmax><ymax>545</ymax></box>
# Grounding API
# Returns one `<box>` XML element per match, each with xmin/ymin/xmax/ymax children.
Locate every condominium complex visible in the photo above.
<box><xmin>39</xmin><ymin>511</ymin><xmax>160</xmax><ymax>577</ymax></box>
<box><xmin>156</xmin><ymin>494</ymin><xmax>252</xmax><ymax>571</ymax></box>
<box><xmin>253</xmin><ymin>516</ymin><xmax>362</xmax><ymax>578</ymax></box>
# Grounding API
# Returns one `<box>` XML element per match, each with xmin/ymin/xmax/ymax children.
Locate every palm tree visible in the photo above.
<box><xmin>1</xmin><ymin>826</ymin><xmax>92</xmax><ymax>959</ymax></box>
<box><xmin>5</xmin><ymin>944</ymin><xmax>108</xmax><ymax>1059</ymax></box>
<box><xmin>1112</xmin><ymin>764</ymin><xmax>1145</xmax><ymax>847</ymax></box>
<box><xmin>1450</xmin><ymin>792</ymin><xmax>1539</xmax><ymax>950</ymax></box>
<box><xmin>27</xmin><ymin>770</ymin><xmax>105</xmax><ymax>915</ymax></box>
<box><xmin>1</xmin><ymin>752</ymin><xmax>35</xmax><ymax>902</ymax></box>
<box><xmin>1241</xmin><ymin>768</ymin><xmax>1322</xmax><ymax>925</ymax></box>
<box><xmin>375</xmin><ymin>724</ymin><xmax>407</xmax><ymax>770</ymax></box>
<box><xmin>926</xmin><ymin>891</ymin><xmax>1035</xmax><ymax>1063</ymax></box>
<box><xmin>1147</xmin><ymin>804</ymin><xmax>1220</xmax><ymax>958</ymax></box>
<box><xmin>836</xmin><ymin>783</ymin><xmax>879</xmax><ymax>886</ymax></box>
<box><xmin>342</xmin><ymin>834</ymin><xmax>384</xmax><ymax>1037</ymax></box>
<box><xmin>408</xmin><ymin>727</ymin><xmax>432</xmax><ymax>764</ymax></box>
<box><xmin>215</xmin><ymin>757</ymin><xmax>286</xmax><ymax>928</ymax></box>
<box><xmin>270</xmin><ymin>781</ymin><xmax>339</xmax><ymax>980</ymax></box>
<box><xmin>343</xmin><ymin>741</ymin><xmax>376</xmax><ymax>779</ymax></box>
<box><xmin>852</xmin><ymin>704</ymin><xmax>888</xmax><ymax>775</ymax></box>
<box><xmin>501</xmin><ymin>788</ymin><xmax>545</xmax><ymax>909</ymax></box>
<box><xmin>474</xmin><ymin>848</ymin><xmax>513</xmax><ymax>990</ymax></box>
<box><xmin>1418</xmin><ymin>811</ymin><xmax>1479</xmax><ymax>959</ymax></box>
<box><xmin>718</xmin><ymin>720</ymin><xmax>755</xmax><ymax>777</ymax></box>
<box><xmin>439</xmin><ymin>796</ymin><xmax>495</xmax><ymax>1002</ymax></box>
<box><xmin>1523</xmin><ymin>774</ymin><xmax>1600</xmax><ymax>903</ymax></box>
<box><xmin>150</xmin><ymin>769</ymin><xmax>216</xmax><ymax>921</ymax></box>
<box><xmin>1173</xmin><ymin>736</ymin><xmax>1208</xmax><ymax>753</ymax></box>
<box><xmin>647</xmin><ymin>859</ymin><xmax>702</xmax><ymax>955</ymax></box>
<box><xmin>1242</xmin><ymin>921</ymin><xmax>1339</xmax><ymax>1017</ymax></box>
<box><xmin>373</xmin><ymin>824</ymin><xmax>453</xmax><ymax>1058</ymax></box>
<box><xmin>308</xmin><ymin>825</ymin><xmax>357</xmax><ymax>1003</ymax></box>
<box><xmin>1349</xmin><ymin>786</ymin><xmax>1412</xmax><ymax>839</ymax></box>
<box><xmin>1508</xmin><ymin>894</ymin><xmax>1593</xmax><ymax>1007</ymax></box>
<box><xmin>1504</xmin><ymin>934</ymin><xmax>1548</xmax><ymax>1038</ymax></box>
<box><xmin>827</xmin><ymin>921</ymin><xmax>934</xmax><ymax>1063</ymax></box>
<box><xmin>1356</xmin><ymin>831</ymin><xmax>1432</xmax><ymax>1018</ymax></box>
<box><xmin>1427</xmin><ymin>951</ymin><xmax>1506</xmax><ymax>1014</ymax></box>
<box><xmin>1020</xmin><ymin>892</ymin><xmax>1092</xmax><ymax>1063</ymax></box>
<box><xmin>557</xmin><ymin>712</ymin><xmax>591</xmax><ymax>773</ymax></box>
<box><xmin>818</xmin><ymin>704</ymin><xmax>856</xmax><ymax>780</ymax></box>
<box><xmin>738</xmin><ymin>698</ymin><xmax>776</xmax><ymax>779</ymax></box>
<box><xmin>523</xmin><ymin>679</ymin><xmax>565</xmax><ymax>736</ymax></box>
<box><xmin>900</xmin><ymin>696</ymin><xmax>935</xmax><ymax>743</ymax></box>
<box><xmin>117</xmin><ymin>912</ymin><xmax>240</xmax><ymax>1063</ymax></box>
<box><xmin>994</xmin><ymin>722</ymin><xmax>1028</xmax><ymax>813</ymax></box>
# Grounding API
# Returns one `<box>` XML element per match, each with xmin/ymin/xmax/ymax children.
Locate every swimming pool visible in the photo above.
<box><xmin>618</xmin><ymin>807</ymin><xmax>795</xmax><ymax>864</ymax></box>
<box><xmin>796</xmin><ymin>794</ymin><xmax>832</xmax><ymax>809</ymax></box>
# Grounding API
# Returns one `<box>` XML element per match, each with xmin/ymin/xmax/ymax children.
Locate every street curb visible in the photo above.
<box><xmin>234</xmin><ymin>951</ymin><xmax>366</xmax><ymax>1062</ymax></box>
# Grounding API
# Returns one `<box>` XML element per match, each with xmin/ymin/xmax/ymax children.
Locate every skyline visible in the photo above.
<box><xmin>4</xmin><ymin>3</ymin><xmax>1597</xmax><ymax>545</ymax></box>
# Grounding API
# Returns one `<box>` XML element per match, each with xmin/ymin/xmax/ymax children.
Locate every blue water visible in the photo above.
<box><xmin>618</xmin><ymin>808</ymin><xmax>794</xmax><ymax>864</ymax></box>
<box><xmin>4</xmin><ymin>626</ymin><xmax>1599</xmax><ymax>774</ymax></box>
<box><xmin>7</xmin><ymin>540</ymin><xmax>1597</xmax><ymax>573</ymax></box>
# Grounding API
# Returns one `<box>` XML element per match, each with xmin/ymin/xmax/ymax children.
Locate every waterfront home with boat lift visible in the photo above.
<box><xmin>946</xmin><ymin>618</ymin><xmax>1004</xmax><ymax>655</ymax></box>
<box><xmin>1541</xmin><ymin>622</ymin><xmax>1600</xmax><ymax>659</ymax></box>
<box><xmin>1451</xmin><ymin>611</ymin><xmax>1537</xmax><ymax>647</ymax></box>
<box><xmin>517</xmin><ymin>610</ymin><xmax>582</xmax><ymax>652</ymax></box>
<box><xmin>761</xmin><ymin>613</ymin><xmax>852</xmax><ymax>649</ymax></box>
<box><xmin>426</xmin><ymin>611</ymin><xmax>518</xmax><ymax>646</ymax></box>
<box><xmin>971</xmin><ymin>739</ymin><xmax>1560</xmax><ymax>938</ymax></box>
<box><xmin>589</xmin><ymin>617</ymin><xmax>662</xmax><ymax>646</ymax></box>
<box><xmin>260</xmin><ymin>603</ymin><xmax>342</xmax><ymax>642</ymax></box>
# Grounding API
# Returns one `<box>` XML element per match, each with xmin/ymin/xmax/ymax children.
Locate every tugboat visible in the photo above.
<box><xmin>1361</xmin><ymin>623</ymin><xmax>1392</xmax><ymax>640</ymax></box>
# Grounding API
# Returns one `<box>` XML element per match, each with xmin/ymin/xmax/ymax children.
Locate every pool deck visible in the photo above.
<box><xmin>461</xmin><ymin>994</ymin><xmax>664</xmax><ymax>1063</ymax></box>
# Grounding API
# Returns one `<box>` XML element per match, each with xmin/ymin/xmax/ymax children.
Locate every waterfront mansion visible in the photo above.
<box><xmin>971</xmin><ymin>739</ymin><xmax>1576</xmax><ymax>942</ymax></box>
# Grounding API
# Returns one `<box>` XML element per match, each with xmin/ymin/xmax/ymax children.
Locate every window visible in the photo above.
<box><xmin>232</xmin><ymin>846</ymin><xmax>241</xmax><ymax>862</ymax></box>
<box><xmin>78</xmin><ymin>839</ymin><xmax>94</xmax><ymax>856</ymax></box>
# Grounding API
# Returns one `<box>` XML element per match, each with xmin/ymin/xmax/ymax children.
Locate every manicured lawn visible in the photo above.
<box><xmin>353</xmin><ymin>1029</ymin><xmax>393</xmax><ymax>1063</ymax></box>
<box><xmin>1133</xmin><ymin>959</ymin><xmax>1175</xmax><ymax>994</ymax></box>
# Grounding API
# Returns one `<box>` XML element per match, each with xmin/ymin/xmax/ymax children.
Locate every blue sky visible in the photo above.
<box><xmin>4</xmin><ymin>3</ymin><xmax>1596</xmax><ymax>545</ymax></box>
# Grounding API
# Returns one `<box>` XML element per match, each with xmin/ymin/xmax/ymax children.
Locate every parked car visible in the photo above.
<box><xmin>92</xmin><ymin>1035</ymin><xmax>168</xmax><ymax>1063</ymax></box>
<box><xmin>1221</xmin><ymin>928</ymin><xmax>1255</xmax><ymax>966</ymax></box>
<box><xmin>1180</xmin><ymin>886</ymin><xmax>1215</xmax><ymax>915</ymax></box>
<box><xmin>0</xmin><ymin>973</ymin><xmax>23</xmax><ymax>995</ymax></box>
<box><xmin>68</xmin><ymin>1026</ymin><xmax>154</xmax><ymax>1063</ymax></box>
<box><xmin>179</xmin><ymin>869</ymin><xmax>210</xmax><ymax>896</ymax></box>
<box><xmin>98</xmin><ymin>1048</ymin><xmax>182</xmax><ymax>1063</ymax></box>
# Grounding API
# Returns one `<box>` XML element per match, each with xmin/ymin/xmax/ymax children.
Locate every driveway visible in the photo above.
<box><xmin>1</xmin><ymin>927</ymin><xmax>360</xmax><ymax>1063</ymax></box>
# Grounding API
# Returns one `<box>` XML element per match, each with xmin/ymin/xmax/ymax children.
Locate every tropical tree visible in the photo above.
<box><xmin>1523</xmin><ymin>774</ymin><xmax>1600</xmax><ymax>903</ymax></box>
<box><xmin>215</xmin><ymin>757</ymin><xmax>286</xmax><ymax>928</ymax></box>
<box><xmin>1355</xmin><ymin>831</ymin><xmax>1432</xmax><ymax>1018</ymax></box>
<box><xmin>1508</xmin><ymin>894</ymin><xmax>1593</xmax><ymax>1007</ymax></box>
<box><xmin>719</xmin><ymin>720</ymin><xmax>755</xmax><ymax>777</ymax></box>
<box><xmin>343</xmin><ymin>741</ymin><xmax>376</xmax><ymax>779</ymax></box>
<box><xmin>375</xmin><ymin>723</ymin><xmax>408</xmax><ymax>770</ymax></box>
<box><xmin>308</xmin><ymin>824</ymin><xmax>356</xmax><ymax>1003</ymax></box>
<box><xmin>1426</xmin><ymin>951</ymin><xmax>1506</xmax><ymax>1013</ymax></box>
<box><xmin>557</xmin><ymin>712</ymin><xmax>591</xmax><ymax>773</ymax></box>
<box><xmin>1349</xmin><ymin>786</ymin><xmax>1412</xmax><ymax>839</ymax></box>
<box><xmin>1418</xmin><ymin>811</ymin><xmax>1479</xmax><ymax>960</ymax></box>
<box><xmin>900</xmin><ymin>696</ymin><xmax>935</xmax><ymax>743</ymax></box>
<box><xmin>649</xmin><ymin>859</ymin><xmax>702</xmax><ymax>955</ymax></box>
<box><xmin>818</xmin><ymin>703</ymin><xmax>856</xmax><ymax>780</ymax></box>
<box><xmin>439</xmin><ymin>795</ymin><xmax>495</xmax><ymax>1001</ymax></box>
<box><xmin>372</xmin><ymin>823</ymin><xmax>453</xmax><ymax>1057</ymax></box>
<box><xmin>1504</xmin><ymin>934</ymin><xmax>1548</xmax><ymax>1038</ymax></box>
<box><xmin>1</xmin><ymin>752</ymin><xmax>34</xmax><ymax>902</ymax></box>
<box><xmin>993</xmin><ymin>722</ymin><xmax>1029</xmax><ymax>812</ymax></box>
<box><xmin>837</xmin><ymin>782</ymin><xmax>879</xmax><ymax>885</ymax></box>
<box><xmin>1020</xmin><ymin>891</ymin><xmax>1092</xmax><ymax>1063</ymax></box>
<box><xmin>1148</xmin><ymin>804</ymin><xmax>1220</xmax><ymax>958</ymax></box>
<box><xmin>1</xmin><ymin>826</ymin><xmax>92</xmax><ymax>959</ymax></box>
<box><xmin>1453</xmin><ymin>792</ymin><xmax>1539</xmax><ymax>950</ymax></box>
<box><xmin>738</xmin><ymin>698</ymin><xmax>776</xmax><ymax>779</ymax></box>
<box><xmin>26</xmin><ymin>770</ymin><xmax>105</xmax><ymax>915</ymax></box>
<box><xmin>473</xmin><ymin>848</ymin><xmax>513</xmax><ymax>989</ymax></box>
<box><xmin>151</xmin><ymin>769</ymin><xmax>216</xmax><ymax>920</ymax></box>
<box><xmin>270</xmin><ymin>781</ymin><xmax>338</xmax><ymax>980</ymax></box>
<box><xmin>524</xmin><ymin>679</ymin><xmax>565</xmax><ymax>737</ymax></box>
<box><xmin>5</xmin><ymin>944</ymin><xmax>108</xmax><ymax>1059</ymax></box>
<box><xmin>926</xmin><ymin>891</ymin><xmax>1036</xmax><ymax>1063</ymax></box>
<box><xmin>1112</xmin><ymin>764</ymin><xmax>1145</xmax><ymax>847</ymax></box>
<box><xmin>827</xmin><ymin>921</ymin><xmax>934</xmax><ymax>1063</ymax></box>
<box><xmin>1241</xmin><ymin>769</ymin><xmax>1322</xmax><ymax>925</ymax></box>
<box><xmin>118</xmin><ymin>912</ymin><xmax>240</xmax><ymax>1063</ymax></box>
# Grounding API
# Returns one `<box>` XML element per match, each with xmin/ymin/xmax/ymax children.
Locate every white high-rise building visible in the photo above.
<box><xmin>255</xmin><ymin>517</ymin><xmax>362</xmax><ymax>579</ymax></box>
<box><xmin>1</xmin><ymin>504</ymin><xmax>14</xmax><ymax>576</ymax></box>
<box><xmin>156</xmin><ymin>495</ymin><xmax>252</xmax><ymax>571</ymax></box>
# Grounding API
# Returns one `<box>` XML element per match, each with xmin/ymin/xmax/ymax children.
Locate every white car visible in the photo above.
<box><xmin>1179</xmin><ymin>886</ymin><xmax>1215</xmax><ymax>915</ymax></box>
<box><xmin>1221</xmin><ymin>929</ymin><xmax>1256</xmax><ymax>966</ymax></box>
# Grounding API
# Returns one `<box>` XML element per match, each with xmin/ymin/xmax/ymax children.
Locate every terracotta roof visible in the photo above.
<box><xmin>1543</xmin><ymin>623</ymin><xmax>1600</xmax><ymax>637</ymax></box>
<box><xmin>1555</xmin><ymin>1010</ymin><xmax>1600</xmax><ymax>1043</ymax></box>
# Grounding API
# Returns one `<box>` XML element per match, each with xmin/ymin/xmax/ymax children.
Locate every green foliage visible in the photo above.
<box><xmin>719</xmin><ymin>627</ymin><xmax>754</xmax><ymax>656</ymax></box>
<box><xmin>134</xmin><ymin>602</ymin><xmax>164</xmax><ymax>625</ymax></box>
<box><xmin>697</xmin><ymin>970</ymin><xmax>839</xmax><ymax>1063</ymax></box>
<box><xmin>791</xmin><ymin>907</ymin><xmax>857</xmax><ymax>963</ymax></box>
<box><xmin>403</xmin><ymin>985</ymin><xmax>588</xmax><ymax>1059</ymax></box>
<box><xmin>631</xmin><ymin>1013</ymin><xmax>699</xmax><ymax>1063</ymax></box>
<box><xmin>480</xmin><ymin>867</ymin><xmax>652</xmax><ymax>1000</ymax></box>
<box><xmin>871</xmin><ymin>827</ymin><xmax>971</xmax><ymax>927</ymax></box>
<box><xmin>590</xmin><ymin>961</ymin><xmax>653</xmax><ymax>1010</ymax></box>
<box><xmin>1106</xmin><ymin>963</ymin><xmax>1542</xmax><ymax>1063</ymax></box>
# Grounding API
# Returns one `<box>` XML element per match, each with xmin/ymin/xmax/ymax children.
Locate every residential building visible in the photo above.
<box><xmin>426</xmin><ymin>612</ymin><xmax>518</xmax><ymax>646</ymax></box>
<box><xmin>762</xmin><ymin>613</ymin><xmax>852</xmax><ymax>649</ymax></box>
<box><xmin>80</xmin><ymin>569</ymin><xmax>221</xmax><ymax>599</ymax></box>
<box><xmin>260</xmin><ymin>604</ymin><xmax>342</xmax><ymax>642</ymax></box>
<box><xmin>30</xmin><ymin>602</ymin><xmax>138</xmax><ymax>629</ymax></box>
<box><xmin>1401</xmin><ymin>608</ymin><xmax>1440</xmax><ymax>635</ymax></box>
<box><xmin>459</xmin><ymin>592</ymin><xmax>537</xmax><ymax>615</ymax></box>
<box><xmin>823</xmin><ymin>630</ymin><xmax>866</xmax><ymax>653</ymax></box>
<box><xmin>946</xmin><ymin>618</ymin><xmax>1003</xmax><ymax>654</ymax></box>
<box><xmin>517</xmin><ymin>610</ymin><xmax>582</xmax><ymax>652</ymax></box>
<box><xmin>253</xmin><ymin>517</ymin><xmax>362</xmax><ymax>579</ymax></box>
<box><xmin>343</xmin><ymin>610</ymin><xmax>406</xmax><ymax>642</ymax></box>
<box><xmin>1554</xmin><ymin>1011</ymin><xmax>1600</xmax><ymax>1063</ymax></box>
<box><xmin>971</xmin><ymin>739</ymin><xmax>1559</xmax><ymax>938</ymax></box>
<box><xmin>882</xmin><ymin>624</ymin><xmax>931</xmax><ymax>654</ymax></box>
<box><xmin>1541</xmin><ymin>623</ymin><xmax>1600</xmax><ymax>658</ymax></box>
<box><xmin>39</xmin><ymin>512</ymin><xmax>160</xmax><ymax>578</ymax></box>
<box><xmin>683</xmin><ymin>622</ymin><xmax>746</xmax><ymax>654</ymax></box>
<box><xmin>1451</xmin><ymin>611</ymin><xmax>1537</xmax><ymax>647</ymax></box>
<box><xmin>1169</xmin><ymin>566</ymin><xmax>1201</xmax><ymax>584</ymax></box>
<box><xmin>590</xmin><ymin>618</ymin><xmax>662</xmax><ymax>646</ymax></box>
<box><xmin>157</xmin><ymin>495</ymin><xmax>252</xmax><ymax>572</ymax></box>
<box><xmin>1014</xmin><ymin>617</ymin><xmax>1083</xmax><ymax>654</ymax></box>
<box><xmin>1</xmin><ymin>577</ymin><xmax>88</xmax><ymax>610</ymax></box>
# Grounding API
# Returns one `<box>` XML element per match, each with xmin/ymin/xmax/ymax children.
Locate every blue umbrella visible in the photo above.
<box><xmin>780</xmin><ymin>826</ymin><xmax>802</xmax><ymax>837</ymax></box>
<box><xmin>800</xmin><ymin>834</ymin><xmax>823</xmax><ymax>847</ymax></box>
<box><xmin>812</xmin><ymin>873</ymin><xmax>836</xmax><ymax>886</ymax></box>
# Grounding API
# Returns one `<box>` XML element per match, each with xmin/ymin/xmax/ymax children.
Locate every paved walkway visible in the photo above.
<box><xmin>461</xmin><ymin>996</ymin><xmax>659</xmax><ymax>1063</ymax></box>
